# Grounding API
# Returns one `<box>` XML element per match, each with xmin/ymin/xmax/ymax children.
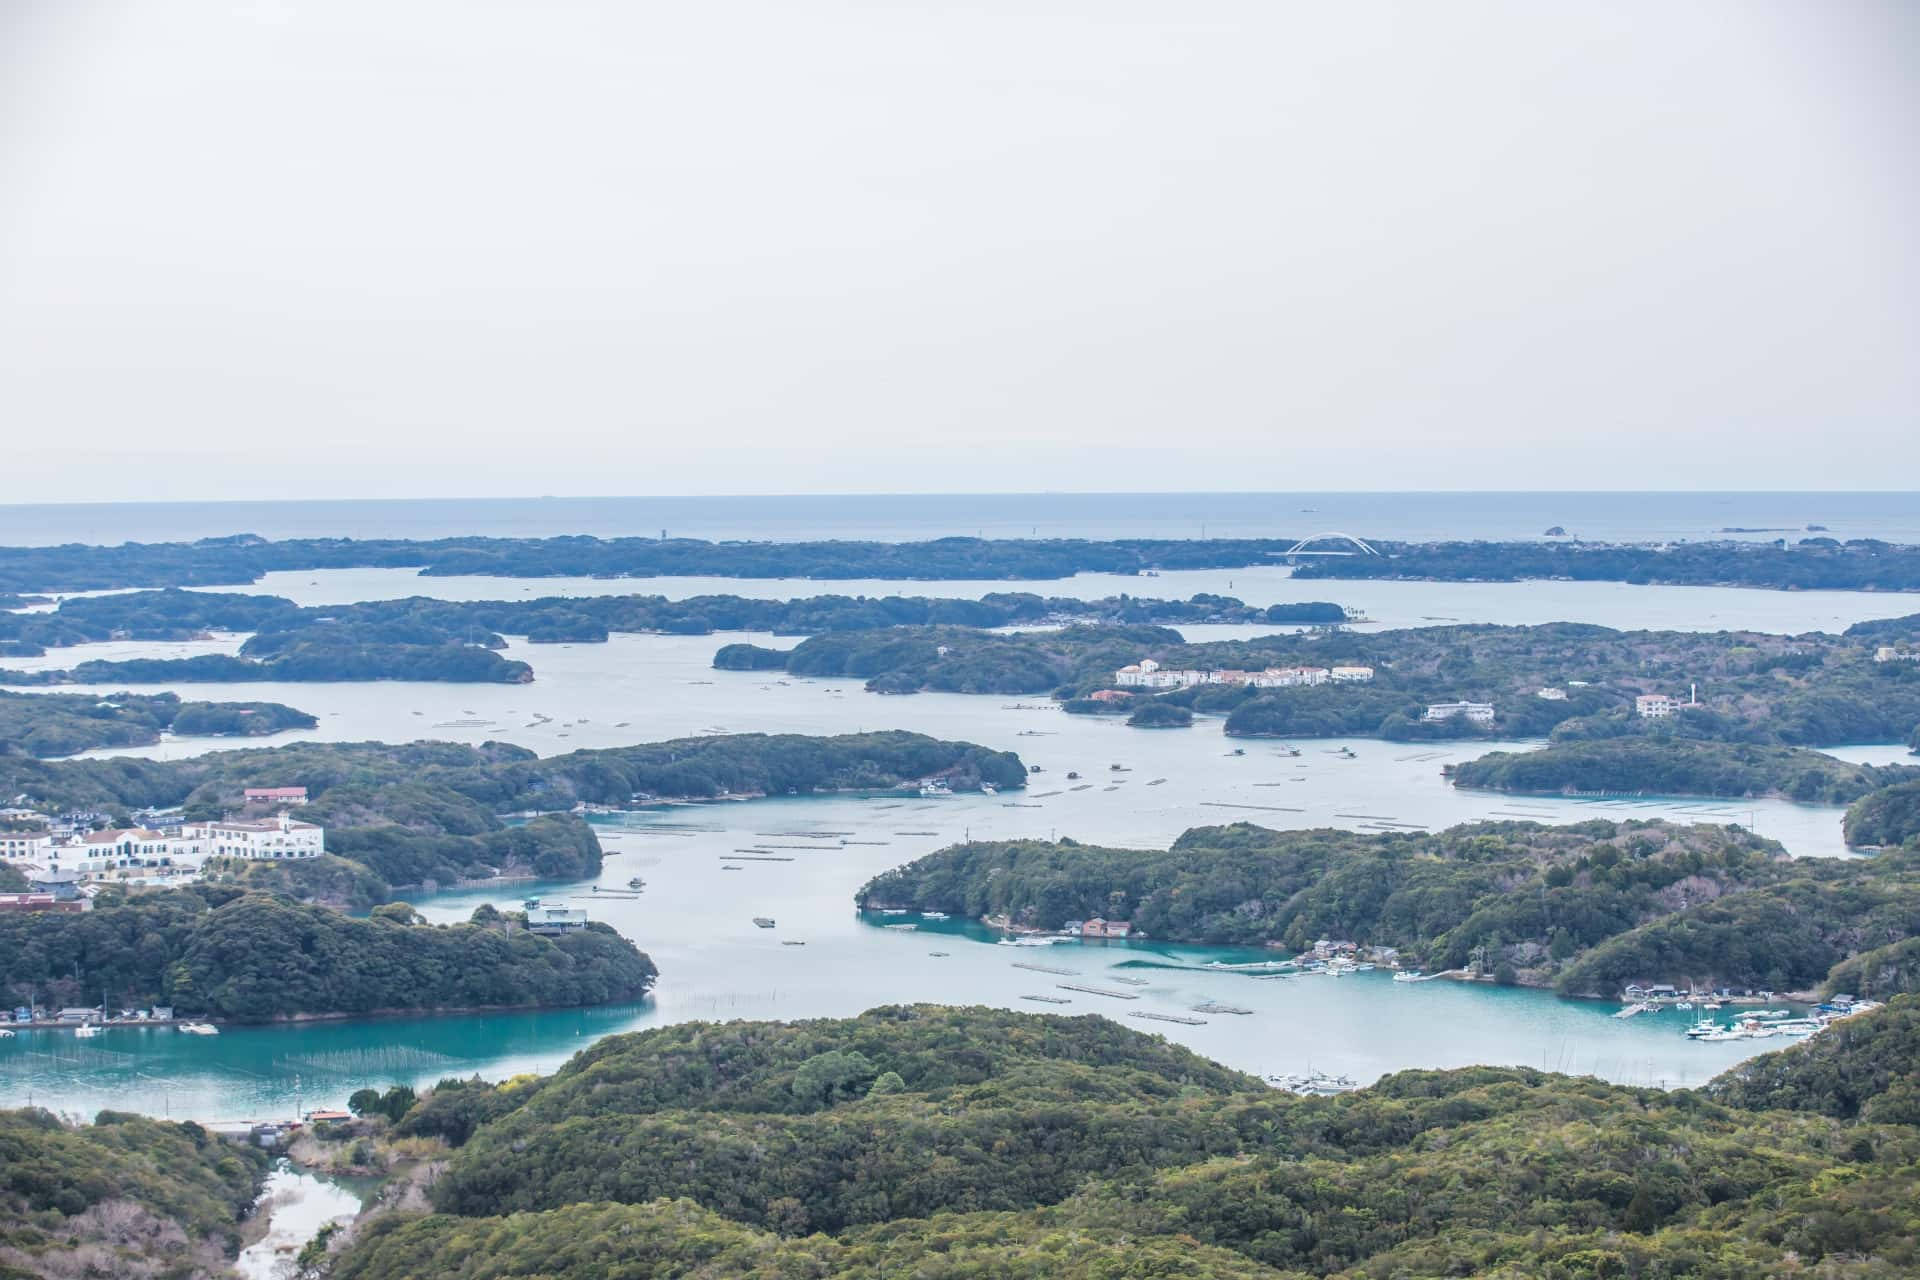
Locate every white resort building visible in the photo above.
<box><xmin>182</xmin><ymin>811</ymin><xmax>326</xmax><ymax>861</ymax></box>
<box><xmin>1635</xmin><ymin>693</ymin><xmax>1678</xmax><ymax>718</ymax></box>
<box><xmin>3</xmin><ymin>811</ymin><xmax>327</xmax><ymax>888</ymax></box>
<box><xmin>1114</xmin><ymin>658</ymin><xmax>1370</xmax><ymax>690</ymax></box>
<box><xmin>1422</xmin><ymin>701</ymin><xmax>1495</xmax><ymax>724</ymax></box>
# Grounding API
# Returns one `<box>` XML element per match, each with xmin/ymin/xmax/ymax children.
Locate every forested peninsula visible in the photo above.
<box><xmin>858</xmin><ymin>821</ymin><xmax>1920</xmax><ymax>999</ymax></box>
<box><xmin>0</xmin><ymin>1108</ymin><xmax>271</xmax><ymax>1275</ymax></box>
<box><xmin>4</xmin><ymin>530</ymin><xmax>1918</xmax><ymax>594</ymax></box>
<box><xmin>0</xmin><ymin>586</ymin><xmax>1345</xmax><ymax>684</ymax></box>
<box><xmin>281</xmin><ymin>998</ymin><xmax>1920</xmax><ymax>1278</ymax></box>
<box><xmin>0</xmin><ymin>732</ymin><xmax>1023</xmax><ymax>904</ymax></box>
<box><xmin>1448</xmin><ymin>739</ymin><xmax>1920</xmax><ymax>805</ymax></box>
<box><xmin>0</xmin><ymin>886</ymin><xmax>657</xmax><ymax>1023</ymax></box>
<box><xmin>0</xmin><ymin>688</ymin><xmax>316</xmax><ymax>758</ymax></box>
<box><xmin>743</xmin><ymin>617</ymin><xmax>1920</xmax><ymax>749</ymax></box>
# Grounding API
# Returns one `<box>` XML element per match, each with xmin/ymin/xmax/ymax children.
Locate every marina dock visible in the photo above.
<box><xmin>1056</xmin><ymin>983</ymin><xmax>1139</xmax><ymax>1000</ymax></box>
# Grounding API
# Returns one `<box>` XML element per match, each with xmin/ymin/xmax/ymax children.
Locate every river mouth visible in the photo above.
<box><xmin>235</xmin><ymin>1161</ymin><xmax>372</xmax><ymax>1280</ymax></box>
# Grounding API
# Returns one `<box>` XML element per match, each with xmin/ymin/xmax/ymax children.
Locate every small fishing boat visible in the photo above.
<box><xmin>721</xmin><ymin>864</ymin><xmax>743</xmax><ymax>871</ymax></box>
<box><xmin>752</xmin><ymin>917</ymin><xmax>776</xmax><ymax>929</ymax></box>
<box><xmin>920</xmin><ymin>910</ymin><xmax>949</xmax><ymax>920</ymax></box>
<box><xmin>918</xmin><ymin>780</ymin><xmax>954</xmax><ymax>798</ymax></box>
<box><xmin>980</xmin><ymin>783</ymin><xmax>998</xmax><ymax>795</ymax></box>
<box><xmin>627</xmin><ymin>877</ymin><xmax>646</xmax><ymax>889</ymax></box>
<box><xmin>179</xmin><ymin>1022</ymin><xmax>219</xmax><ymax>1036</ymax></box>
<box><xmin>74</xmin><ymin>1025</ymin><xmax>101</xmax><ymax>1039</ymax></box>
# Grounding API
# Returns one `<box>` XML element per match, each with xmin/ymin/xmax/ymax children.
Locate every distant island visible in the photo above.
<box><xmin>6</xmin><ymin>530</ymin><xmax>1920</xmax><ymax>595</ymax></box>
<box><xmin>724</xmin><ymin>617</ymin><xmax>1920</xmax><ymax>752</ymax></box>
<box><xmin>1448</xmin><ymin>739</ymin><xmax>1920</xmax><ymax>807</ymax></box>
<box><xmin>857</xmin><ymin>820</ymin><xmax>1920</xmax><ymax>1000</ymax></box>
<box><xmin>0</xmin><ymin>688</ymin><xmax>316</xmax><ymax>757</ymax></box>
<box><xmin>0</xmin><ymin>732</ymin><xmax>1025</xmax><ymax>904</ymax></box>
<box><xmin>0</xmin><ymin>587</ymin><xmax>1347</xmax><ymax>685</ymax></box>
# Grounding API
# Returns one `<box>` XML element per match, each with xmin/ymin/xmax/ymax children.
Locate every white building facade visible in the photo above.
<box><xmin>1423</xmin><ymin>701</ymin><xmax>1495</xmax><ymax>724</ymax></box>
<box><xmin>182</xmin><ymin>812</ymin><xmax>325</xmax><ymax>861</ymax></box>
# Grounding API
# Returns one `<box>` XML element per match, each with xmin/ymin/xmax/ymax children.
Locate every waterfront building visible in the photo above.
<box><xmin>1422</xmin><ymin>701</ymin><xmax>1495</xmax><ymax>724</ymax></box>
<box><xmin>526</xmin><ymin>904</ymin><xmax>588</xmax><ymax>935</ymax></box>
<box><xmin>1080</xmin><ymin>917</ymin><xmax>1132</xmax><ymax>939</ymax></box>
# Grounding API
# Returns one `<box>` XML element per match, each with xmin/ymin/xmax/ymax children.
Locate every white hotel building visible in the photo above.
<box><xmin>2</xmin><ymin>811</ymin><xmax>325</xmax><ymax>887</ymax></box>
<box><xmin>1115</xmin><ymin>658</ymin><xmax>1372</xmax><ymax>690</ymax></box>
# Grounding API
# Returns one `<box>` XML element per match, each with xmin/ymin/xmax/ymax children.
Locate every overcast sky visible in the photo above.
<box><xmin>2</xmin><ymin>1</ymin><xmax>1915</xmax><ymax>501</ymax></box>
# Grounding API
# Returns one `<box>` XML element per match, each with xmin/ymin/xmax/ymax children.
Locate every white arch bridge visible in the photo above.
<box><xmin>1276</xmin><ymin>531</ymin><xmax>1382</xmax><ymax>558</ymax></box>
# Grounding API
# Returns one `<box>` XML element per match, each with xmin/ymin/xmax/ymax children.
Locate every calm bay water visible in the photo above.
<box><xmin>2</xmin><ymin>565</ymin><xmax>1910</xmax><ymax>1123</ymax></box>
<box><xmin>2</xmin><ymin>490</ymin><xmax>1917</xmax><ymax>547</ymax></box>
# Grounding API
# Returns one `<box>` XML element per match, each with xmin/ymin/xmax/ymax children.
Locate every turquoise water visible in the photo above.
<box><xmin>0</xmin><ymin>788</ymin><xmax>1812</xmax><ymax>1122</ymax></box>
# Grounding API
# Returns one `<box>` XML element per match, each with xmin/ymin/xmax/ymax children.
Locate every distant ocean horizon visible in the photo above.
<box><xmin>1</xmin><ymin>491</ymin><xmax>1917</xmax><ymax>548</ymax></box>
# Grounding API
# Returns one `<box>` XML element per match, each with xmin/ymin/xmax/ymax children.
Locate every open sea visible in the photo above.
<box><xmin>1</xmin><ymin>491</ymin><xmax>1917</xmax><ymax>547</ymax></box>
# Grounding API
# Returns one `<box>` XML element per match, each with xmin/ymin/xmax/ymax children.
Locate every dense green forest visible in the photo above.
<box><xmin>5</xmin><ymin>530</ymin><xmax>1918</xmax><ymax>594</ymax></box>
<box><xmin>858</xmin><ymin>821</ymin><xmax>1920</xmax><ymax>997</ymax></box>
<box><xmin>0</xmin><ymin>885</ymin><xmax>656</xmax><ymax>1019</ymax></box>
<box><xmin>0</xmin><ymin>732</ymin><xmax>1022</xmax><ymax>901</ymax></box>
<box><xmin>0</xmin><ymin>1108</ymin><xmax>270</xmax><ymax>1275</ymax></box>
<box><xmin>1847</xmin><ymin>778</ymin><xmax>1920</xmax><ymax>847</ymax></box>
<box><xmin>740</xmin><ymin>617</ymin><xmax>1920</xmax><ymax>749</ymax></box>
<box><xmin>310</xmin><ymin>998</ymin><xmax>1920</xmax><ymax>1278</ymax></box>
<box><xmin>774</xmin><ymin>623</ymin><xmax>1181</xmax><ymax>694</ymax></box>
<box><xmin>0</xmin><ymin>688</ymin><xmax>316</xmax><ymax>758</ymax></box>
<box><xmin>1448</xmin><ymin>738</ymin><xmax>1920</xmax><ymax>803</ymax></box>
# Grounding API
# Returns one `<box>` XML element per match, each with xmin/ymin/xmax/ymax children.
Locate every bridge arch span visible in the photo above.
<box><xmin>1282</xmin><ymin>531</ymin><xmax>1380</xmax><ymax>557</ymax></box>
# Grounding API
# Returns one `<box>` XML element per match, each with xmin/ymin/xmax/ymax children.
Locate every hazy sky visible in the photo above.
<box><xmin>2</xmin><ymin>1</ymin><xmax>1915</xmax><ymax>501</ymax></box>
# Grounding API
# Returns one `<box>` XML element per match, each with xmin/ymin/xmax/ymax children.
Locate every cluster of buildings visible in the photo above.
<box><xmin>1875</xmin><ymin>646</ymin><xmax>1919</xmax><ymax>663</ymax></box>
<box><xmin>1113</xmin><ymin>658</ymin><xmax>1374</xmax><ymax>690</ymax></box>
<box><xmin>0</xmin><ymin>796</ymin><xmax>326</xmax><ymax>897</ymax></box>
<box><xmin>1062</xmin><ymin>917</ymin><xmax>1133</xmax><ymax>939</ymax></box>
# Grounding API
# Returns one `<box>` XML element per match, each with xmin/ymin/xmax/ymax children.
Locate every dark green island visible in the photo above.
<box><xmin>0</xmin><ymin>688</ymin><xmax>317</xmax><ymax>758</ymax></box>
